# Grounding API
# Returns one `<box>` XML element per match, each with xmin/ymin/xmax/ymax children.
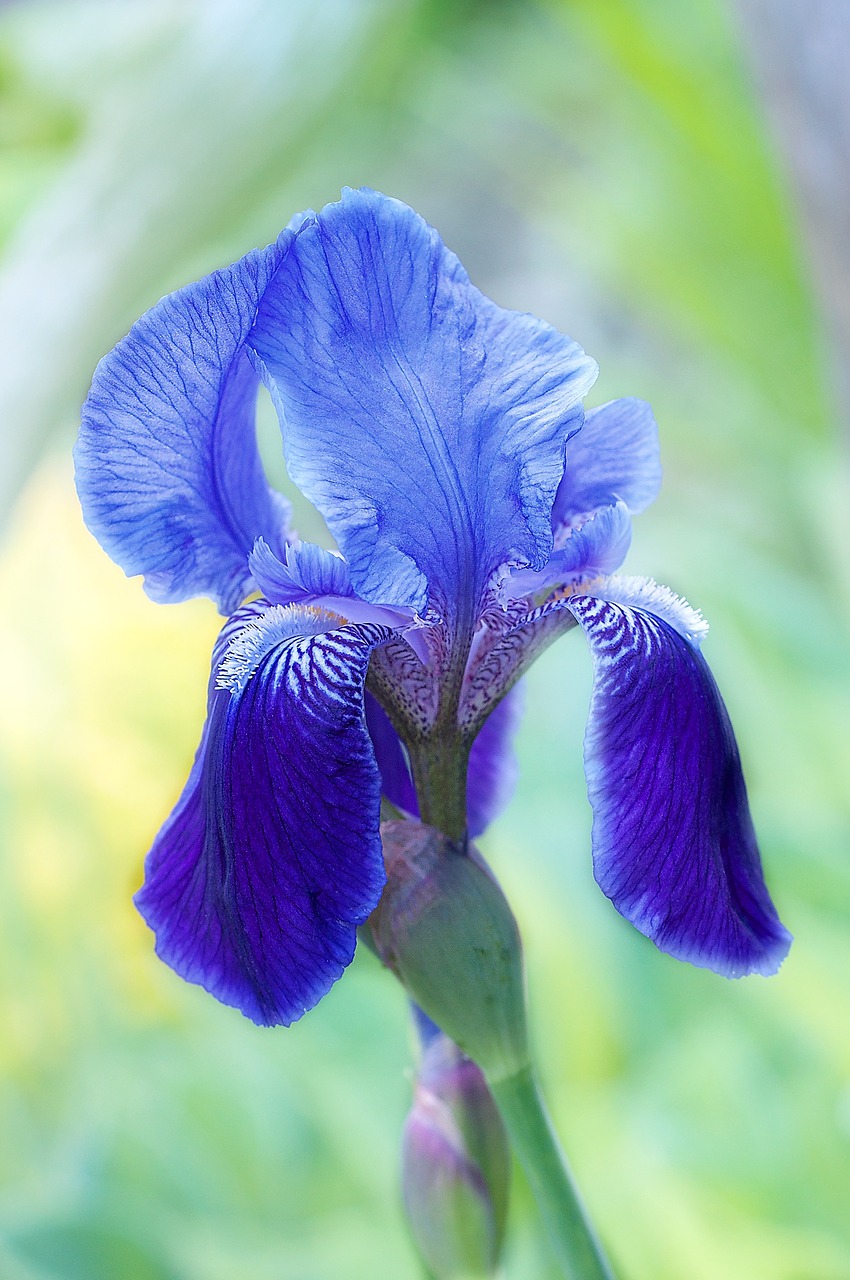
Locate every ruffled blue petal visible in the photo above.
<box><xmin>76</xmin><ymin>237</ymin><xmax>292</xmax><ymax>614</ymax></box>
<box><xmin>552</xmin><ymin>398</ymin><xmax>660</xmax><ymax>528</ymax></box>
<box><xmin>566</xmin><ymin>578</ymin><xmax>791</xmax><ymax>977</ymax></box>
<box><xmin>135</xmin><ymin>603</ymin><xmax>393</xmax><ymax>1026</ymax></box>
<box><xmin>250</xmin><ymin>537</ymin><xmax>428</xmax><ymax>656</ymax></box>
<box><xmin>249</xmin><ymin>537</ymin><xmax>351</xmax><ymax>602</ymax></box>
<box><xmin>249</xmin><ymin>188</ymin><xmax>598</xmax><ymax>620</ymax></box>
<box><xmin>501</xmin><ymin>502</ymin><xmax>632</xmax><ymax>600</ymax></box>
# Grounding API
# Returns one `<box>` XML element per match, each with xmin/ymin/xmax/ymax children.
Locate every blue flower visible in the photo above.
<box><xmin>75</xmin><ymin>188</ymin><xmax>790</xmax><ymax>1026</ymax></box>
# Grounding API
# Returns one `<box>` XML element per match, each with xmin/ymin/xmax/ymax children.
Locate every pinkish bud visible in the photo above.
<box><xmin>402</xmin><ymin>1031</ymin><xmax>510</xmax><ymax>1278</ymax></box>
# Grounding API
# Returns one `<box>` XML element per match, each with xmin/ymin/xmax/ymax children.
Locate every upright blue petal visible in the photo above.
<box><xmin>76</xmin><ymin>236</ymin><xmax>292</xmax><ymax>614</ymax></box>
<box><xmin>566</xmin><ymin>578</ymin><xmax>791</xmax><ymax>977</ymax></box>
<box><xmin>552</xmin><ymin>398</ymin><xmax>660</xmax><ymax>528</ymax></box>
<box><xmin>249</xmin><ymin>188</ymin><xmax>598</xmax><ymax>621</ymax></box>
<box><xmin>135</xmin><ymin>603</ymin><xmax>393</xmax><ymax>1026</ymax></box>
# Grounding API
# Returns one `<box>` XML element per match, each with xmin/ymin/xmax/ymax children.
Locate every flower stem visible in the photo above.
<box><xmin>408</xmin><ymin>732</ymin><xmax>472</xmax><ymax>843</ymax></box>
<box><xmin>487</xmin><ymin>1065</ymin><xmax>616</xmax><ymax>1280</ymax></box>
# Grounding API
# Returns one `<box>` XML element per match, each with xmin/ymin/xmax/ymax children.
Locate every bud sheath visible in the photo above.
<box><xmin>370</xmin><ymin>820</ymin><xmax>529</xmax><ymax>1080</ymax></box>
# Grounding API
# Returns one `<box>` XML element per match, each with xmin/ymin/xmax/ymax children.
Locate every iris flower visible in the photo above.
<box><xmin>76</xmin><ymin>189</ymin><xmax>790</xmax><ymax>1028</ymax></box>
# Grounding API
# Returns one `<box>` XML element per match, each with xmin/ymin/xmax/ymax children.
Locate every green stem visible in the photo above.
<box><xmin>408</xmin><ymin>733</ymin><xmax>472</xmax><ymax>842</ymax></box>
<box><xmin>488</xmin><ymin>1065</ymin><xmax>616</xmax><ymax>1280</ymax></box>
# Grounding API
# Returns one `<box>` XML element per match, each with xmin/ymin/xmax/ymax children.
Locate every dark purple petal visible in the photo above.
<box><xmin>76</xmin><ymin>237</ymin><xmax>292</xmax><ymax>614</ymax></box>
<box><xmin>567</xmin><ymin>581</ymin><xmax>791</xmax><ymax>977</ymax></box>
<box><xmin>466</xmin><ymin>685</ymin><xmax>524</xmax><ymax>838</ymax></box>
<box><xmin>135</xmin><ymin>605</ymin><xmax>392</xmax><ymax>1026</ymax></box>
<box><xmin>249</xmin><ymin>188</ymin><xmax>597</xmax><ymax>620</ymax></box>
<box><xmin>552</xmin><ymin>397</ymin><xmax>661</xmax><ymax>528</ymax></box>
<box><xmin>365</xmin><ymin>692</ymin><xmax>418</xmax><ymax>816</ymax></box>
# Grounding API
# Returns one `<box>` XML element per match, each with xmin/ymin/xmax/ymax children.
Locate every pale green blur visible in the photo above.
<box><xmin>1</xmin><ymin>2</ymin><xmax>849</xmax><ymax>1277</ymax></box>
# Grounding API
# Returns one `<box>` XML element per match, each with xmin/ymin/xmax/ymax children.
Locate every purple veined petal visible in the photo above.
<box><xmin>250</xmin><ymin>536</ymin><xmax>431</xmax><ymax>662</ymax></box>
<box><xmin>563</xmin><ymin>576</ymin><xmax>791</xmax><ymax>977</ymax></box>
<box><xmin>552</xmin><ymin>397</ymin><xmax>661</xmax><ymax>529</ymax></box>
<box><xmin>365</xmin><ymin>685</ymin><xmax>524</xmax><ymax>837</ymax></box>
<box><xmin>459</xmin><ymin>571</ymin><xmax>707</xmax><ymax>735</ymax></box>
<box><xmin>249</xmin><ymin>188</ymin><xmax>598</xmax><ymax>621</ymax></box>
<box><xmin>501</xmin><ymin>501</ymin><xmax>632</xmax><ymax>601</ymax></box>
<box><xmin>250</xmin><ymin>535</ymin><xmax>352</xmax><ymax>601</ymax></box>
<box><xmin>76</xmin><ymin>235</ymin><xmax>292</xmax><ymax>614</ymax></box>
<box><xmin>135</xmin><ymin>602</ymin><xmax>394</xmax><ymax>1026</ymax></box>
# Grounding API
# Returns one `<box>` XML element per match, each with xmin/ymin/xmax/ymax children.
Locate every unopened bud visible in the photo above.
<box><xmin>370</xmin><ymin>820</ymin><xmax>529</xmax><ymax>1080</ymax></box>
<box><xmin>402</xmin><ymin>1031</ymin><xmax>510</xmax><ymax>1279</ymax></box>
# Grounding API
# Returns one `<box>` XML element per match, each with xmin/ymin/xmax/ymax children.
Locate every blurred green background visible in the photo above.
<box><xmin>1</xmin><ymin>1</ymin><xmax>849</xmax><ymax>1277</ymax></box>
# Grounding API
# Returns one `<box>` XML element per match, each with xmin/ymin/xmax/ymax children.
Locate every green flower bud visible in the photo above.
<box><xmin>370</xmin><ymin>820</ymin><xmax>530</xmax><ymax>1080</ymax></box>
<box><xmin>402</xmin><ymin>1030</ymin><xmax>510</xmax><ymax>1279</ymax></box>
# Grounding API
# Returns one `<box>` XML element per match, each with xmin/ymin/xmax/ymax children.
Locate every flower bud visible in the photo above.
<box><xmin>370</xmin><ymin>820</ymin><xmax>529</xmax><ymax>1080</ymax></box>
<box><xmin>402</xmin><ymin>1030</ymin><xmax>510</xmax><ymax>1279</ymax></box>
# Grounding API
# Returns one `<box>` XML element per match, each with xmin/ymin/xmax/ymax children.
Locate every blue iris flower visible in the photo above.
<box><xmin>75</xmin><ymin>188</ymin><xmax>790</xmax><ymax>1027</ymax></box>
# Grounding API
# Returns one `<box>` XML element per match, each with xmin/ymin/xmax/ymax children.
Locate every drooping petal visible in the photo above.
<box><xmin>135</xmin><ymin>603</ymin><xmax>393</xmax><ymax>1026</ymax></box>
<box><xmin>364</xmin><ymin>685</ymin><xmax>524</xmax><ymax>837</ymax></box>
<box><xmin>501</xmin><ymin>502</ymin><xmax>632</xmax><ymax>601</ymax></box>
<box><xmin>565</xmin><ymin>578</ymin><xmax>791</xmax><ymax>977</ymax></box>
<box><xmin>551</xmin><ymin>397</ymin><xmax>660</xmax><ymax>529</ymax></box>
<box><xmin>250</xmin><ymin>188</ymin><xmax>598</xmax><ymax>620</ymax></box>
<box><xmin>76</xmin><ymin>237</ymin><xmax>292</xmax><ymax>613</ymax></box>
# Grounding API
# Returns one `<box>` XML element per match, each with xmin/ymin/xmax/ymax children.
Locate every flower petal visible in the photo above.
<box><xmin>249</xmin><ymin>536</ymin><xmax>352</xmax><ymax>602</ymax></box>
<box><xmin>76</xmin><ymin>237</ymin><xmax>291</xmax><ymax>613</ymax></box>
<box><xmin>466</xmin><ymin>684</ymin><xmax>524</xmax><ymax>838</ymax></box>
<box><xmin>501</xmin><ymin>502</ymin><xmax>632</xmax><ymax>601</ymax></box>
<box><xmin>135</xmin><ymin>604</ymin><xmax>393</xmax><ymax>1026</ymax></box>
<box><xmin>250</xmin><ymin>188</ymin><xmax>598</xmax><ymax>619</ymax></box>
<box><xmin>250</xmin><ymin>536</ymin><xmax>429</xmax><ymax>659</ymax></box>
<box><xmin>552</xmin><ymin>397</ymin><xmax>660</xmax><ymax>528</ymax></box>
<box><xmin>566</xmin><ymin>579</ymin><xmax>791</xmax><ymax>977</ymax></box>
<box><xmin>365</xmin><ymin>692</ymin><xmax>418</xmax><ymax>816</ymax></box>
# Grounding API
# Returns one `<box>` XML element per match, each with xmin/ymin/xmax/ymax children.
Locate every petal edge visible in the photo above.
<box><xmin>76</xmin><ymin>237</ymin><xmax>292</xmax><ymax>613</ymax></box>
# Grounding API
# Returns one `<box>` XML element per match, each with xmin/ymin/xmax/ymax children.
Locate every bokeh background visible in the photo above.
<box><xmin>1</xmin><ymin>1</ymin><xmax>849</xmax><ymax>1277</ymax></box>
